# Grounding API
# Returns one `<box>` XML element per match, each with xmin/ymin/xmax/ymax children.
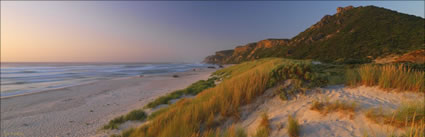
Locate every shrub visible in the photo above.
<box><xmin>125</xmin><ymin>109</ymin><xmax>147</xmax><ymax>121</ymax></box>
<box><xmin>103</xmin><ymin>109</ymin><xmax>147</xmax><ymax>130</ymax></box>
<box><xmin>103</xmin><ymin>116</ymin><xmax>125</xmax><ymax>129</ymax></box>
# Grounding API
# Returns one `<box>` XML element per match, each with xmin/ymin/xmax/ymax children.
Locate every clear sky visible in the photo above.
<box><xmin>1</xmin><ymin>1</ymin><xmax>424</xmax><ymax>63</ymax></box>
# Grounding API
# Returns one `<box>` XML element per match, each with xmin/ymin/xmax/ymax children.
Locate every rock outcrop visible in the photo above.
<box><xmin>337</xmin><ymin>6</ymin><xmax>354</xmax><ymax>14</ymax></box>
<box><xmin>203</xmin><ymin>50</ymin><xmax>234</xmax><ymax>64</ymax></box>
<box><xmin>374</xmin><ymin>49</ymin><xmax>425</xmax><ymax>64</ymax></box>
<box><xmin>204</xmin><ymin>39</ymin><xmax>290</xmax><ymax>64</ymax></box>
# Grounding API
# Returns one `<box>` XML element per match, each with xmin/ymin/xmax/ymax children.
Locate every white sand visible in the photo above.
<box><xmin>0</xmin><ymin>68</ymin><xmax>216</xmax><ymax>137</ymax></box>
<box><xmin>236</xmin><ymin>85</ymin><xmax>424</xmax><ymax>137</ymax></box>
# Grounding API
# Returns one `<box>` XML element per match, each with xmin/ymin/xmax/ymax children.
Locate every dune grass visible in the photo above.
<box><xmin>111</xmin><ymin>128</ymin><xmax>135</xmax><ymax>137</ymax></box>
<box><xmin>365</xmin><ymin>101</ymin><xmax>424</xmax><ymax>128</ymax></box>
<box><xmin>310</xmin><ymin>99</ymin><xmax>357</xmax><ymax>117</ymax></box>
<box><xmin>346</xmin><ymin>64</ymin><xmax>425</xmax><ymax>92</ymax></box>
<box><xmin>144</xmin><ymin>77</ymin><xmax>216</xmax><ymax>109</ymax></box>
<box><xmin>200</xmin><ymin>124</ymin><xmax>248</xmax><ymax>137</ymax></box>
<box><xmin>119</xmin><ymin>58</ymin><xmax>315</xmax><ymax>137</ymax></box>
<box><xmin>287</xmin><ymin>116</ymin><xmax>300</xmax><ymax>137</ymax></box>
<box><xmin>365</xmin><ymin>100</ymin><xmax>425</xmax><ymax>137</ymax></box>
<box><xmin>147</xmin><ymin>107</ymin><xmax>169</xmax><ymax>120</ymax></box>
<box><xmin>253</xmin><ymin>113</ymin><xmax>271</xmax><ymax>137</ymax></box>
<box><xmin>103</xmin><ymin>109</ymin><xmax>147</xmax><ymax>130</ymax></box>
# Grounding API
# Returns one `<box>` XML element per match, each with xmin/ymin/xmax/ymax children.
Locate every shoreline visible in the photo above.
<box><xmin>0</xmin><ymin>71</ymin><xmax>202</xmax><ymax>99</ymax></box>
<box><xmin>0</xmin><ymin>68</ymin><xmax>216</xmax><ymax>137</ymax></box>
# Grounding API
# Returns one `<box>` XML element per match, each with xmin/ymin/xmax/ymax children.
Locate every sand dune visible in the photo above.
<box><xmin>236</xmin><ymin>85</ymin><xmax>423</xmax><ymax>137</ymax></box>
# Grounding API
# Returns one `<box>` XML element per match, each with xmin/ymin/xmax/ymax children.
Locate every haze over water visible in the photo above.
<box><xmin>0</xmin><ymin>62</ymin><xmax>210</xmax><ymax>97</ymax></box>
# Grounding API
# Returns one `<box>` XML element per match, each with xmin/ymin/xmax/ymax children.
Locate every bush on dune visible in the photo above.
<box><xmin>103</xmin><ymin>109</ymin><xmax>147</xmax><ymax>130</ymax></box>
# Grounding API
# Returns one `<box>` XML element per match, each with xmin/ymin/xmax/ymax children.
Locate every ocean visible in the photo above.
<box><xmin>0</xmin><ymin>62</ymin><xmax>212</xmax><ymax>97</ymax></box>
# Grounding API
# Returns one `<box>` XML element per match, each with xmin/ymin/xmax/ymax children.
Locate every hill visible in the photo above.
<box><xmin>204</xmin><ymin>6</ymin><xmax>425</xmax><ymax>64</ymax></box>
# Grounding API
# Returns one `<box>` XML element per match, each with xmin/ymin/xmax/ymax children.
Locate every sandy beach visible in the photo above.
<box><xmin>1</xmin><ymin>68</ymin><xmax>216</xmax><ymax>137</ymax></box>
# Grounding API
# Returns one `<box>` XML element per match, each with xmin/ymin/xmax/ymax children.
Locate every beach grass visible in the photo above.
<box><xmin>103</xmin><ymin>109</ymin><xmax>147</xmax><ymax>130</ymax></box>
<box><xmin>310</xmin><ymin>99</ymin><xmax>357</xmax><ymax>117</ymax></box>
<box><xmin>346</xmin><ymin>64</ymin><xmax>425</xmax><ymax>92</ymax></box>
<box><xmin>287</xmin><ymin>116</ymin><xmax>300</xmax><ymax>137</ymax></box>
<box><xmin>365</xmin><ymin>100</ymin><xmax>424</xmax><ymax>128</ymax></box>
<box><xmin>200</xmin><ymin>124</ymin><xmax>247</xmax><ymax>137</ymax></box>
<box><xmin>365</xmin><ymin>100</ymin><xmax>425</xmax><ymax>137</ymax></box>
<box><xmin>253</xmin><ymin>113</ymin><xmax>271</xmax><ymax>137</ymax></box>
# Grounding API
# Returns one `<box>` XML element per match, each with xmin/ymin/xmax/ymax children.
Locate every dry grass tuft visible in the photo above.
<box><xmin>365</xmin><ymin>100</ymin><xmax>425</xmax><ymax>137</ymax></box>
<box><xmin>346</xmin><ymin>64</ymin><xmax>425</xmax><ymax>92</ymax></box>
<box><xmin>365</xmin><ymin>101</ymin><xmax>424</xmax><ymax>128</ymax></box>
<box><xmin>253</xmin><ymin>113</ymin><xmax>271</xmax><ymax>137</ymax></box>
<box><xmin>310</xmin><ymin>99</ymin><xmax>357</xmax><ymax>118</ymax></box>
<box><xmin>287</xmin><ymin>116</ymin><xmax>300</xmax><ymax>137</ymax></box>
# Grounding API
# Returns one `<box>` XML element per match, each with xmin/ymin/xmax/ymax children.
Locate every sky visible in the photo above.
<box><xmin>1</xmin><ymin>1</ymin><xmax>424</xmax><ymax>63</ymax></box>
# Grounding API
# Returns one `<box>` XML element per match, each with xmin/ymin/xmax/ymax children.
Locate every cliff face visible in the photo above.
<box><xmin>204</xmin><ymin>39</ymin><xmax>289</xmax><ymax>64</ymax></box>
<box><xmin>204</xmin><ymin>6</ymin><xmax>425</xmax><ymax>64</ymax></box>
<box><xmin>203</xmin><ymin>50</ymin><xmax>234</xmax><ymax>64</ymax></box>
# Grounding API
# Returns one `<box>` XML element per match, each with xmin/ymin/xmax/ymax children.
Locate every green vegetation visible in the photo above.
<box><xmin>103</xmin><ymin>109</ymin><xmax>147</xmax><ymax>130</ymax></box>
<box><xmin>205</xmin><ymin>6</ymin><xmax>424</xmax><ymax>64</ymax></box>
<box><xmin>253</xmin><ymin>113</ymin><xmax>271</xmax><ymax>137</ymax></box>
<box><xmin>270</xmin><ymin>61</ymin><xmax>346</xmax><ymax>101</ymax></box>
<box><xmin>365</xmin><ymin>101</ymin><xmax>424</xmax><ymax>128</ymax></box>
<box><xmin>201</xmin><ymin>124</ymin><xmax>248</xmax><ymax>137</ymax></box>
<box><xmin>289</xmin><ymin>6</ymin><xmax>424</xmax><ymax>63</ymax></box>
<box><xmin>346</xmin><ymin>64</ymin><xmax>425</xmax><ymax>92</ymax></box>
<box><xmin>120</xmin><ymin>58</ymin><xmax>306</xmax><ymax>137</ymax></box>
<box><xmin>111</xmin><ymin>128</ymin><xmax>135</xmax><ymax>137</ymax></box>
<box><xmin>275</xmin><ymin>79</ymin><xmax>306</xmax><ymax>101</ymax></box>
<box><xmin>111</xmin><ymin>57</ymin><xmax>424</xmax><ymax>136</ymax></box>
<box><xmin>287</xmin><ymin>116</ymin><xmax>300</xmax><ymax>137</ymax></box>
<box><xmin>310</xmin><ymin>99</ymin><xmax>357</xmax><ymax>117</ymax></box>
<box><xmin>147</xmin><ymin>107</ymin><xmax>169</xmax><ymax>120</ymax></box>
<box><xmin>145</xmin><ymin>77</ymin><xmax>216</xmax><ymax>108</ymax></box>
<box><xmin>365</xmin><ymin>101</ymin><xmax>425</xmax><ymax>137</ymax></box>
